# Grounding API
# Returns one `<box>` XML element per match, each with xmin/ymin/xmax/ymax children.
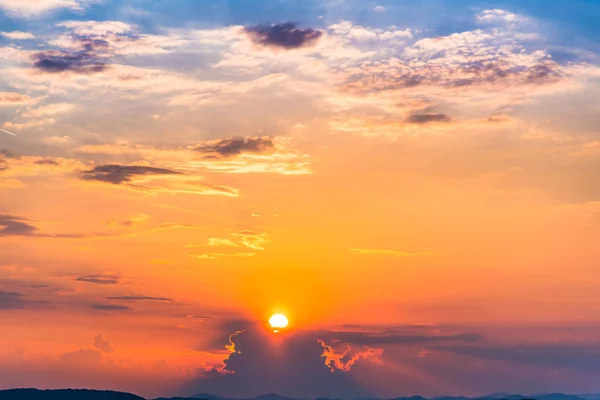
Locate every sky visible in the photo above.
<box><xmin>1</xmin><ymin>0</ymin><xmax>600</xmax><ymax>398</ymax></box>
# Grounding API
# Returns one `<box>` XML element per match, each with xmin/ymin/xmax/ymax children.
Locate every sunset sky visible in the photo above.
<box><xmin>1</xmin><ymin>0</ymin><xmax>600</xmax><ymax>398</ymax></box>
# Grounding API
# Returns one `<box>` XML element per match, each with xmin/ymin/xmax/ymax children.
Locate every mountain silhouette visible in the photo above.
<box><xmin>0</xmin><ymin>389</ymin><xmax>595</xmax><ymax>400</ymax></box>
<box><xmin>0</xmin><ymin>389</ymin><xmax>144</xmax><ymax>400</ymax></box>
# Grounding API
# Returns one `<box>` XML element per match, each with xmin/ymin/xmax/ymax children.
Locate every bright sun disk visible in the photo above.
<box><xmin>269</xmin><ymin>313</ymin><xmax>289</xmax><ymax>329</ymax></box>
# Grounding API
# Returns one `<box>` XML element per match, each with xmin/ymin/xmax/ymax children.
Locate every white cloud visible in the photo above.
<box><xmin>0</xmin><ymin>0</ymin><xmax>97</xmax><ymax>17</ymax></box>
<box><xmin>1</xmin><ymin>31</ymin><xmax>35</xmax><ymax>40</ymax></box>
<box><xmin>476</xmin><ymin>9</ymin><xmax>528</xmax><ymax>24</ymax></box>
<box><xmin>57</xmin><ymin>20</ymin><xmax>133</xmax><ymax>35</ymax></box>
<box><xmin>373</xmin><ymin>5</ymin><xmax>386</xmax><ymax>12</ymax></box>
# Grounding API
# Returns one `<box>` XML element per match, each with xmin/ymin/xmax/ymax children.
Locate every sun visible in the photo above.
<box><xmin>269</xmin><ymin>313</ymin><xmax>289</xmax><ymax>329</ymax></box>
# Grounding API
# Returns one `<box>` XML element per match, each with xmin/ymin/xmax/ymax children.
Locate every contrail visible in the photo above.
<box><xmin>0</xmin><ymin>128</ymin><xmax>17</xmax><ymax>136</ymax></box>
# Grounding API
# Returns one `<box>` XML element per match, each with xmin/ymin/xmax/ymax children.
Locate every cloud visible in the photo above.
<box><xmin>0</xmin><ymin>290</ymin><xmax>48</xmax><ymax>309</ymax></box>
<box><xmin>1</xmin><ymin>31</ymin><xmax>35</xmax><ymax>40</ymax></box>
<box><xmin>0</xmin><ymin>214</ymin><xmax>37</xmax><ymax>237</ymax></box>
<box><xmin>186</xmin><ymin>315</ymin><xmax>212</xmax><ymax>320</ymax></box>
<box><xmin>319</xmin><ymin>340</ymin><xmax>383</xmax><ymax>372</ymax></box>
<box><xmin>32</xmin><ymin>48</ymin><xmax>109</xmax><ymax>75</ymax></box>
<box><xmin>34</xmin><ymin>158</ymin><xmax>60</xmax><ymax>165</ymax></box>
<box><xmin>57</xmin><ymin>21</ymin><xmax>133</xmax><ymax>36</ymax></box>
<box><xmin>434</xmin><ymin>342</ymin><xmax>600</xmax><ymax>371</ymax></box>
<box><xmin>92</xmin><ymin>334</ymin><xmax>114</xmax><ymax>353</ymax></box>
<box><xmin>231</xmin><ymin>230</ymin><xmax>270</xmax><ymax>251</ymax></box>
<box><xmin>80</xmin><ymin>164</ymin><xmax>238</xmax><ymax>197</ymax></box>
<box><xmin>91</xmin><ymin>304</ymin><xmax>132</xmax><ymax>311</ymax></box>
<box><xmin>81</xmin><ymin>164</ymin><xmax>183</xmax><ymax>185</ymax></box>
<box><xmin>476</xmin><ymin>9</ymin><xmax>528</xmax><ymax>25</ymax></box>
<box><xmin>373</xmin><ymin>5</ymin><xmax>386</xmax><ymax>12</ymax></box>
<box><xmin>0</xmin><ymin>92</ymin><xmax>32</xmax><ymax>105</ymax></box>
<box><xmin>189</xmin><ymin>137</ymin><xmax>275</xmax><ymax>159</ymax></box>
<box><xmin>349</xmin><ymin>249</ymin><xmax>433</xmax><ymax>256</ymax></box>
<box><xmin>0</xmin><ymin>213</ymin><xmax>106</xmax><ymax>238</ymax></box>
<box><xmin>104</xmin><ymin>296</ymin><xmax>173</xmax><ymax>302</ymax></box>
<box><xmin>189</xmin><ymin>253</ymin><xmax>256</xmax><ymax>260</ymax></box>
<box><xmin>0</xmin><ymin>0</ymin><xmax>95</xmax><ymax>17</ymax></box>
<box><xmin>74</xmin><ymin>275</ymin><xmax>119</xmax><ymax>285</ymax></box>
<box><xmin>61</xmin><ymin>349</ymin><xmax>103</xmax><ymax>365</ymax></box>
<box><xmin>406</xmin><ymin>112</ymin><xmax>452</xmax><ymax>124</ymax></box>
<box><xmin>243</xmin><ymin>22</ymin><xmax>323</xmax><ymax>50</ymax></box>
<box><xmin>114</xmin><ymin>214</ymin><xmax>150</xmax><ymax>227</ymax></box>
<box><xmin>195</xmin><ymin>238</ymin><xmax>239</xmax><ymax>248</ymax></box>
<box><xmin>21</xmin><ymin>103</ymin><xmax>75</xmax><ymax>118</ymax></box>
<box><xmin>184</xmin><ymin>323</ymin><xmax>372</xmax><ymax>398</ymax></box>
<box><xmin>317</xmin><ymin>329</ymin><xmax>483</xmax><ymax>346</ymax></box>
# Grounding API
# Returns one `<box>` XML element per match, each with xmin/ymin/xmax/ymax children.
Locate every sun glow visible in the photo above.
<box><xmin>269</xmin><ymin>313</ymin><xmax>289</xmax><ymax>329</ymax></box>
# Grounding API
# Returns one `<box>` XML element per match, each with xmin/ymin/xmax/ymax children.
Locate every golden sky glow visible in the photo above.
<box><xmin>1</xmin><ymin>1</ymin><xmax>600</xmax><ymax>398</ymax></box>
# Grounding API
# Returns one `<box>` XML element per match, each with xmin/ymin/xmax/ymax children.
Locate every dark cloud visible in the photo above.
<box><xmin>243</xmin><ymin>22</ymin><xmax>322</xmax><ymax>50</ymax></box>
<box><xmin>0</xmin><ymin>214</ymin><xmax>104</xmax><ymax>238</ymax></box>
<box><xmin>0</xmin><ymin>149</ymin><xmax>18</xmax><ymax>159</ymax></box>
<box><xmin>32</xmin><ymin>37</ymin><xmax>111</xmax><ymax>75</ymax></box>
<box><xmin>182</xmin><ymin>323</ymin><xmax>372</xmax><ymax>399</ymax></box>
<box><xmin>0</xmin><ymin>214</ymin><xmax>38</xmax><ymax>237</ymax></box>
<box><xmin>104</xmin><ymin>296</ymin><xmax>173</xmax><ymax>302</ymax></box>
<box><xmin>318</xmin><ymin>330</ymin><xmax>483</xmax><ymax>346</ymax></box>
<box><xmin>0</xmin><ymin>150</ymin><xmax>18</xmax><ymax>171</ymax></box>
<box><xmin>32</xmin><ymin>50</ymin><xmax>108</xmax><ymax>75</ymax></box>
<box><xmin>406</xmin><ymin>112</ymin><xmax>452</xmax><ymax>124</ymax></box>
<box><xmin>190</xmin><ymin>137</ymin><xmax>274</xmax><ymax>159</ymax></box>
<box><xmin>81</xmin><ymin>164</ymin><xmax>182</xmax><ymax>185</ymax></box>
<box><xmin>93</xmin><ymin>334</ymin><xmax>114</xmax><ymax>353</ymax></box>
<box><xmin>90</xmin><ymin>304</ymin><xmax>132</xmax><ymax>311</ymax></box>
<box><xmin>0</xmin><ymin>290</ymin><xmax>49</xmax><ymax>310</ymax></box>
<box><xmin>434</xmin><ymin>343</ymin><xmax>600</xmax><ymax>371</ymax></box>
<box><xmin>34</xmin><ymin>158</ymin><xmax>60</xmax><ymax>165</ymax></box>
<box><xmin>75</xmin><ymin>275</ymin><xmax>120</xmax><ymax>285</ymax></box>
<box><xmin>0</xmin><ymin>291</ymin><xmax>26</xmax><ymax>309</ymax></box>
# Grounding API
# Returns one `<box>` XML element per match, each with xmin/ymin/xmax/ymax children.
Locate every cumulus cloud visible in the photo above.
<box><xmin>476</xmin><ymin>9</ymin><xmax>528</xmax><ymax>25</ymax></box>
<box><xmin>185</xmin><ymin>324</ymin><xmax>371</xmax><ymax>398</ymax></box>
<box><xmin>319</xmin><ymin>339</ymin><xmax>383</xmax><ymax>372</ymax></box>
<box><xmin>243</xmin><ymin>22</ymin><xmax>323</xmax><ymax>50</ymax></box>
<box><xmin>92</xmin><ymin>334</ymin><xmax>114</xmax><ymax>353</ymax></box>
